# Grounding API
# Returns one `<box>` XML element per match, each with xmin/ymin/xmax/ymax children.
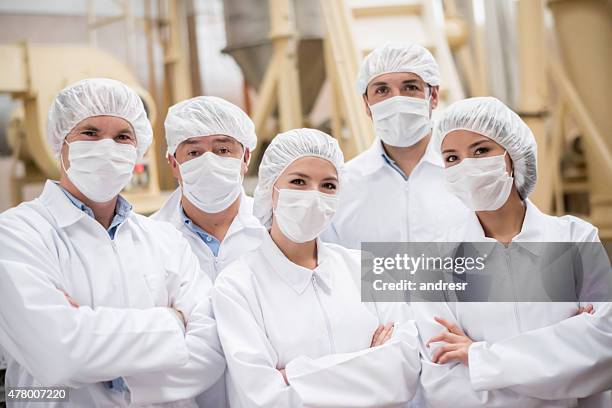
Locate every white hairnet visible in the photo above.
<box><xmin>253</xmin><ymin>128</ymin><xmax>344</xmax><ymax>228</ymax></box>
<box><xmin>356</xmin><ymin>43</ymin><xmax>441</xmax><ymax>94</ymax></box>
<box><xmin>434</xmin><ymin>96</ymin><xmax>537</xmax><ymax>199</ymax></box>
<box><xmin>47</xmin><ymin>78</ymin><xmax>152</xmax><ymax>158</ymax></box>
<box><xmin>165</xmin><ymin>96</ymin><xmax>256</xmax><ymax>155</ymax></box>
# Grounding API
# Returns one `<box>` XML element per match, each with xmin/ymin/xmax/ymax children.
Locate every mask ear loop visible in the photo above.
<box><xmin>502</xmin><ymin>151</ymin><xmax>514</xmax><ymax>178</ymax></box>
<box><xmin>60</xmin><ymin>139</ymin><xmax>70</xmax><ymax>174</ymax></box>
<box><xmin>426</xmin><ymin>85</ymin><xmax>433</xmax><ymax>118</ymax></box>
<box><xmin>237</xmin><ymin>146</ymin><xmax>249</xmax><ymax>187</ymax></box>
<box><xmin>271</xmin><ymin>185</ymin><xmax>282</xmax><ymax>215</ymax></box>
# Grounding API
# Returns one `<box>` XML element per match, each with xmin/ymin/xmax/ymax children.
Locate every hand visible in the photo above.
<box><xmin>61</xmin><ymin>290</ymin><xmax>79</xmax><ymax>308</ymax></box>
<box><xmin>576</xmin><ymin>304</ymin><xmax>594</xmax><ymax>315</ymax></box>
<box><xmin>278</xmin><ymin>368</ymin><xmax>289</xmax><ymax>385</ymax></box>
<box><xmin>370</xmin><ymin>323</ymin><xmax>394</xmax><ymax>347</ymax></box>
<box><xmin>427</xmin><ymin>316</ymin><xmax>473</xmax><ymax>365</ymax></box>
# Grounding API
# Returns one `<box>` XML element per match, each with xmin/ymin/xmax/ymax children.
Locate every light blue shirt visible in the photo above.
<box><xmin>59</xmin><ymin>184</ymin><xmax>132</xmax><ymax>240</ymax></box>
<box><xmin>58</xmin><ymin>184</ymin><xmax>131</xmax><ymax>393</ymax></box>
<box><xmin>380</xmin><ymin>141</ymin><xmax>409</xmax><ymax>181</ymax></box>
<box><xmin>180</xmin><ymin>207</ymin><xmax>221</xmax><ymax>256</ymax></box>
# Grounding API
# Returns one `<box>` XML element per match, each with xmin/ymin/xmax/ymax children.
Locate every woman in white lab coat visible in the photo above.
<box><xmin>412</xmin><ymin>97</ymin><xmax>612</xmax><ymax>407</ymax></box>
<box><xmin>212</xmin><ymin>128</ymin><xmax>421</xmax><ymax>407</ymax></box>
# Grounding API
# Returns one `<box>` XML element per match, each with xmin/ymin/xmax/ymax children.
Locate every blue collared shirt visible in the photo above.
<box><xmin>59</xmin><ymin>185</ymin><xmax>132</xmax><ymax>240</ymax></box>
<box><xmin>58</xmin><ymin>184</ymin><xmax>131</xmax><ymax>393</ymax></box>
<box><xmin>180</xmin><ymin>207</ymin><xmax>221</xmax><ymax>256</ymax></box>
<box><xmin>380</xmin><ymin>141</ymin><xmax>409</xmax><ymax>181</ymax></box>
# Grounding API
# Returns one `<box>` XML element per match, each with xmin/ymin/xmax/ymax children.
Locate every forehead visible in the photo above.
<box><xmin>177</xmin><ymin>134</ymin><xmax>241</xmax><ymax>148</ymax></box>
<box><xmin>73</xmin><ymin>115</ymin><xmax>133</xmax><ymax>132</ymax></box>
<box><xmin>281</xmin><ymin>156</ymin><xmax>338</xmax><ymax>178</ymax></box>
<box><xmin>441</xmin><ymin>129</ymin><xmax>498</xmax><ymax>149</ymax></box>
<box><xmin>368</xmin><ymin>71</ymin><xmax>425</xmax><ymax>87</ymax></box>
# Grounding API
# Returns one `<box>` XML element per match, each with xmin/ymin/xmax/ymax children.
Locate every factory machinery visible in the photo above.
<box><xmin>0</xmin><ymin>0</ymin><xmax>609</xmax><ymax>233</ymax></box>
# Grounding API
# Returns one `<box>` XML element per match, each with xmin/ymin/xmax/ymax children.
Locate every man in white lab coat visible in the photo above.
<box><xmin>322</xmin><ymin>43</ymin><xmax>470</xmax><ymax>248</ymax></box>
<box><xmin>0</xmin><ymin>78</ymin><xmax>225</xmax><ymax>407</ymax></box>
<box><xmin>152</xmin><ymin>96</ymin><xmax>267</xmax><ymax>407</ymax></box>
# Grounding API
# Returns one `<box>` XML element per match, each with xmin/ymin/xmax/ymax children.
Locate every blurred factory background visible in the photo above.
<box><xmin>1</xmin><ymin>0</ymin><xmax>610</xmax><ymax>229</ymax></box>
<box><xmin>0</xmin><ymin>0</ymin><xmax>610</xmax><ymax>400</ymax></box>
<box><xmin>0</xmin><ymin>0</ymin><xmax>610</xmax><ymax>216</ymax></box>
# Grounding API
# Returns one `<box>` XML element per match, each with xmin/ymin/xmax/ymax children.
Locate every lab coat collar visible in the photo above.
<box><xmin>227</xmin><ymin>191</ymin><xmax>265</xmax><ymax>235</ymax></box>
<box><xmin>513</xmin><ymin>200</ymin><xmax>549</xmax><ymax>244</ymax></box>
<box><xmin>262</xmin><ymin>232</ymin><xmax>333</xmax><ymax>294</ymax></box>
<box><xmin>459</xmin><ymin>200</ymin><xmax>545</xmax><ymax>257</ymax></box>
<box><xmin>158</xmin><ymin>187</ymin><xmax>262</xmax><ymax>239</ymax></box>
<box><xmin>39</xmin><ymin>180</ymin><xmax>134</xmax><ymax>230</ymax></box>
<box><xmin>39</xmin><ymin>180</ymin><xmax>86</xmax><ymax>228</ymax></box>
<box><xmin>357</xmin><ymin>138</ymin><xmax>387</xmax><ymax>176</ymax></box>
<box><xmin>420</xmin><ymin>135</ymin><xmax>445</xmax><ymax>168</ymax></box>
<box><xmin>358</xmin><ymin>137</ymin><xmax>443</xmax><ymax>177</ymax></box>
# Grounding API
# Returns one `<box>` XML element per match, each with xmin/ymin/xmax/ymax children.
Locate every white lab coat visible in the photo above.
<box><xmin>152</xmin><ymin>187</ymin><xmax>267</xmax><ymax>408</ymax></box>
<box><xmin>0</xmin><ymin>181</ymin><xmax>226</xmax><ymax>408</ymax></box>
<box><xmin>213</xmin><ymin>232</ymin><xmax>422</xmax><ymax>407</ymax></box>
<box><xmin>322</xmin><ymin>138</ymin><xmax>471</xmax><ymax>248</ymax></box>
<box><xmin>152</xmin><ymin>187</ymin><xmax>266</xmax><ymax>284</ymax></box>
<box><xmin>412</xmin><ymin>200</ymin><xmax>612</xmax><ymax>407</ymax></box>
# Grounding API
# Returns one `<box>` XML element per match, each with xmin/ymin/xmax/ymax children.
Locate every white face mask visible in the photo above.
<box><xmin>369</xmin><ymin>95</ymin><xmax>432</xmax><ymax>147</ymax></box>
<box><xmin>179</xmin><ymin>151</ymin><xmax>244</xmax><ymax>213</ymax></box>
<box><xmin>445</xmin><ymin>152</ymin><xmax>514</xmax><ymax>211</ymax></box>
<box><xmin>62</xmin><ymin>138</ymin><xmax>137</xmax><ymax>203</ymax></box>
<box><xmin>273</xmin><ymin>188</ymin><xmax>339</xmax><ymax>243</ymax></box>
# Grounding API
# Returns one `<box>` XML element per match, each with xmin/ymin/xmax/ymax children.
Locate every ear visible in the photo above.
<box><xmin>168</xmin><ymin>153</ymin><xmax>182</xmax><ymax>182</ymax></box>
<box><xmin>59</xmin><ymin>139</ymin><xmax>70</xmax><ymax>173</ymax></box>
<box><xmin>505</xmin><ymin>152</ymin><xmax>514</xmax><ymax>175</ymax></box>
<box><xmin>430</xmin><ymin>86</ymin><xmax>440</xmax><ymax>110</ymax></box>
<box><xmin>271</xmin><ymin>183</ymin><xmax>279</xmax><ymax>210</ymax></box>
<box><xmin>242</xmin><ymin>148</ymin><xmax>251</xmax><ymax>174</ymax></box>
<box><xmin>362</xmin><ymin>94</ymin><xmax>372</xmax><ymax>119</ymax></box>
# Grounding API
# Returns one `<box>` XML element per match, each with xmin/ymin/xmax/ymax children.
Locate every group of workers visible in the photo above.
<box><xmin>0</xmin><ymin>42</ymin><xmax>611</xmax><ymax>408</ymax></box>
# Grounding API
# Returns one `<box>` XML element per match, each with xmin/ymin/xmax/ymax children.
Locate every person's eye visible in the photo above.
<box><xmin>290</xmin><ymin>178</ymin><xmax>306</xmax><ymax>186</ymax></box>
<box><xmin>474</xmin><ymin>147</ymin><xmax>489</xmax><ymax>155</ymax></box>
<box><xmin>405</xmin><ymin>84</ymin><xmax>419</xmax><ymax>91</ymax></box>
<box><xmin>375</xmin><ymin>86</ymin><xmax>388</xmax><ymax>95</ymax></box>
<box><xmin>322</xmin><ymin>182</ymin><xmax>337</xmax><ymax>190</ymax></box>
<box><xmin>446</xmin><ymin>155</ymin><xmax>458</xmax><ymax>163</ymax></box>
<box><xmin>81</xmin><ymin>130</ymin><xmax>96</xmax><ymax>137</ymax></box>
<box><xmin>218</xmin><ymin>147</ymin><xmax>230</xmax><ymax>155</ymax></box>
<box><xmin>187</xmin><ymin>151</ymin><xmax>201</xmax><ymax>157</ymax></box>
<box><xmin>115</xmin><ymin>134</ymin><xmax>132</xmax><ymax>142</ymax></box>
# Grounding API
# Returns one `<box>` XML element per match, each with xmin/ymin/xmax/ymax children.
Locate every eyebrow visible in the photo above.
<box><xmin>468</xmin><ymin>138</ymin><xmax>492</xmax><ymax>149</ymax></box>
<box><xmin>211</xmin><ymin>135</ymin><xmax>237</xmax><ymax>144</ymax></box>
<box><xmin>442</xmin><ymin>138</ymin><xmax>492</xmax><ymax>154</ymax></box>
<box><xmin>286</xmin><ymin>173</ymin><xmax>338</xmax><ymax>182</ymax></box>
<box><xmin>287</xmin><ymin>172</ymin><xmax>311</xmax><ymax>179</ymax></box>
<box><xmin>182</xmin><ymin>139</ymin><xmax>201</xmax><ymax>145</ymax></box>
<box><xmin>181</xmin><ymin>135</ymin><xmax>239</xmax><ymax>147</ymax></box>
<box><xmin>77</xmin><ymin>125</ymin><xmax>100</xmax><ymax>132</ymax></box>
<box><xmin>370</xmin><ymin>81</ymin><xmax>388</xmax><ymax>87</ymax></box>
<box><xmin>75</xmin><ymin>124</ymin><xmax>133</xmax><ymax>135</ymax></box>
